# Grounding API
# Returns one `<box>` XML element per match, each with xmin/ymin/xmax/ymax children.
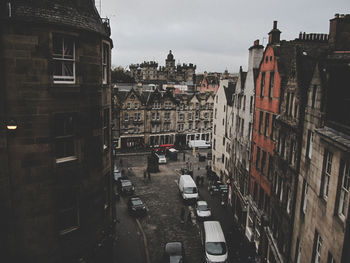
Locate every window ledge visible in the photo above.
<box><xmin>56</xmin><ymin>156</ymin><xmax>78</xmax><ymax>164</ymax></box>
<box><xmin>59</xmin><ymin>226</ymin><xmax>79</xmax><ymax>236</ymax></box>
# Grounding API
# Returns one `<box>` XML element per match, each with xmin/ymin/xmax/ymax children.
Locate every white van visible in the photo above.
<box><xmin>201</xmin><ymin>221</ymin><xmax>228</xmax><ymax>263</ymax></box>
<box><xmin>178</xmin><ymin>175</ymin><xmax>198</xmax><ymax>203</ymax></box>
<box><xmin>188</xmin><ymin>140</ymin><xmax>211</xmax><ymax>149</ymax></box>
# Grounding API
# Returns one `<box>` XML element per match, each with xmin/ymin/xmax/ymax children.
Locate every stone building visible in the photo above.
<box><xmin>212</xmin><ymin>78</ymin><xmax>235</xmax><ymax>181</ymax></box>
<box><xmin>0</xmin><ymin>1</ymin><xmax>113</xmax><ymax>262</ymax></box>
<box><xmin>114</xmin><ymin>87</ymin><xmax>214</xmax><ymax>150</ymax></box>
<box><xmin>291</xmin><ymin>14</ymin><xmax>350</xmax><ymax>263</ymax></box>
<box><xmin>229</xmin><ymin>40</ymin><xmax>264</xmax><ymax>240</ymax></box>
<box><xmin>269</xmin><ymin>33</ymin><xmax>328</xmax><ymax>263</ymax></box>
<box><xmin>129</xmin><ymin>50</ymin><xmax>196</xmax><ymax>84</ymax></box>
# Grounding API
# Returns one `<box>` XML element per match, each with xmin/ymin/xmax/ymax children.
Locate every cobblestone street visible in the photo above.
<box><xmin>114</xmin><ymin>149</ymin><xmax>255</xmax><ymax>263</ymax></box>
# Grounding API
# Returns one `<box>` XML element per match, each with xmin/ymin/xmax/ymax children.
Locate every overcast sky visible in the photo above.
<box><xmin>99</xmin><ymin>0</ymin><xmax>349</xmax><ymax>73</ymax></box>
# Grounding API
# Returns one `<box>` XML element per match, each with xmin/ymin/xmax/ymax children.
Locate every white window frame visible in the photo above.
<box><xmin>102</xmin><ymin>43</ymin><xmax>109</xmax><ymax>84</ymax></box>
<box><xmin>302</xmin><ymin>180</ymin><xmax>308</xmax><ymax>213</ymax></box>
<box><xmin>53</xmin><ymin>35</ymin><xmax>76</xmax><ymax>84</ymax></box>
<box><xmin>315</xmin><ymin>233</ymin><xmax>322</xmax><ymax>263</ymax></box>
<box><xmin>338</xmin><ymin>161</ymin><xmax>350</xmax><ymax>218</ymax></box>
<box><xmin>322</xmin><ymin>150</ymin><xmax>333</xmax><ymax>199</ymax></box>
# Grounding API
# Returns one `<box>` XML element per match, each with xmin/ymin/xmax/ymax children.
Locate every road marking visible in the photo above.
<box><xmin>135</xmin><ymin>218</ymin><xmax>151</xmax><ymax>263</ymax></box>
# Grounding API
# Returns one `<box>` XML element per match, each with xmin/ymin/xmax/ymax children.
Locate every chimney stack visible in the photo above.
<box><xmin>329</xmin><ymin>13</ymin><xmax>350</xmax><ymax>51</ymax></box>
<box><xmin>268</xmin><ymin>20</ymin><xmax>281</xmax><ymax>44</ymax></box>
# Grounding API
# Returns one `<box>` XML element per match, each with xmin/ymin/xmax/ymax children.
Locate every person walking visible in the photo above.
<box><xmin>196</xmin><ymin>176</ymin><xmax>200</xmax><ymax>186</ymax></box>
<box><xmin>148</xmin><ymin>170</ymin><xmax>151</xmax><ymax>181</ymax></box>
<box><xmin>143</xmin><ymin>170</ymin><xmax>147</xmax><ymax>181</ymax></box>
<box><xmin>180</xmin><ymin>206</ymin><xmax>185</xmax><ymax>224</ymax></box>
<box><xmin>200</xmin><ymin>175</ymin><xmax>204</xmax><ymax>186</ymax></box>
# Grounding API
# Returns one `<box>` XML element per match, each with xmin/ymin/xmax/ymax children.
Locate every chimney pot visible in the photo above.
<box><xmin>273</xmin><ymin>21</ymin><xmax>278</xmax><ymax>29</ymax></box>
<box><xmin>335</xmin><ymin>13</ymin><xmax>339</xmax><ymax>18</ymax></box>
<box><xmin>254</xmin><ymin>39</ymin><xmax>259</xmax><ymax>46</ymax></box>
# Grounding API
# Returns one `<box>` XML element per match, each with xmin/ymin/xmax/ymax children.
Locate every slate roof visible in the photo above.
<box><xmin>2</xmin><ymin>0</ymin><xmax>110</xmax><ymax>36</ymax></box>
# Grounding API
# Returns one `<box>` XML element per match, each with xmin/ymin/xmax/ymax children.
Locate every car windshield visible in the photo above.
<box><xmin>131</xmin><ymin>199</ymin><xmax>143</xmax><ymax>206</ymax></box>
<box><xmin>122</xmin><ymin>181</ymin><xmax>132</xmax><ymax>187</ymax></box>
<box><xmin>184</xmin><ymin>187</ymin><xmax>197</xmax><ymax>194</ymax></box>
<box><xmin>205</xmin><ymin>242</ymin><xmax>227</xmax><ymax>255</ymax></box>
<box><xmin>198</xmin><ymin>204</ymin><xmax>209</xmax><ymax>211</ymax></box>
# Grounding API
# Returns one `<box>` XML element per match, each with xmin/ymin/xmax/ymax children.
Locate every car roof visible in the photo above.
<box><xmin>197</xmin><ymin>200</ymin><xmax>208</xmax><ymax>206</ymax></box>
<box><xmin>130</xmin><ymin>196</ymin><xmax>141</xmax><ymax>201</ymax></box>
<box><xmin>165</xmin><ymin>242</ymin><xmax>182</xmax><ymax>255</ymax></box>
<box><xmin>203</xmin><ymin>221</ymin><xmax>225</xmax><ymax>242</ymax></box>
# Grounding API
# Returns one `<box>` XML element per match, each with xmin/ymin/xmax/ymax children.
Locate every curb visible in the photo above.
<box><xmin>135</xmin><ymin>218</ymin><xmax>151</xmax><ymax>263</ymax></box>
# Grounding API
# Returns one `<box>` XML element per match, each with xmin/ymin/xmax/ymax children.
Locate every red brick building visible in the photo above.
<box><xmin>250</xmin><ymin>21</ymin><xmax>281</xmax><ymax>210</ymax></box>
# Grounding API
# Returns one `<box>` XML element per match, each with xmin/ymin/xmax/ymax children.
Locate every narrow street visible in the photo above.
<box><xmin>113</xmin><ymin>149</ymin><xmax>256</xmax><ymax>263</ymax></box>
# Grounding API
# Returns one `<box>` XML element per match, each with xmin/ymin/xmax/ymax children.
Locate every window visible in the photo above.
<box><xmin>306</xmin><ymin>130</ymin><xmax>313</xmax><ymax>159</ymax></box>
<box><xmin>301</xmin><ymin>179</ymin><xmax>308</xmax><ymax>214</ymax></box>
<box><xmin>261</xmin><ymin>151</ymin><xmax>266</xmax><ymax>175</ymax></box>
<box><xmin>152</xmin><ymin>112</ymin><xmax>156</xmax><ymax>120</ymax></box>
<box><xmin>243</xmin><ymin>96</ymin><xmax>246</xmax><ymax>111</ymax></box>
<box><xmin>165</xmin><ymin>112</ymin><xmax>170</xmax><ymax>120</ymax></box>
<box><xmin>188</xmin><ymin>113</ymin><xmax>192</xmax><ymax>120</ymax></box>
<box><xmin>250</xmin><ymin>96</ymin><xmax>254</xmax><ymax>113</ymax></box>
<box><xmin>268</xmin><ymin>72</ymin><xmax>274</xmax><ymax>98</ymax></box>
<box><xmin>213</xmin><ymin>139</ymin><xmax>216</xmax><ymax>150</ymax></box>
<box><xmin>196</xmin><ymin>102</ymin><xmax>199</xmax><ymax>110</ymax></box>
<box><xmin>134</xmin><ymin>103</ymin><xmax>139</xmax><ymax>109</ymax></box>
<box><xmin>215</xmin><ymin>108</ymin><xmax>217</xmax><ymax>118</ymax></box>
<box><xmin>260</xmin><ymin>72</ymin><xmax>265</xmax><ymax>97</ymax></box>
<box><xmin>102</xmin><ymin>43</ymin><xmax>109</xmax><ymax>84</ymax></box>
<box><xmin>311</xmin><ymin>85</ymin><xmax>317</xmax><ymax>109</ymax></box>
<box><xmin>279</xmin><ymin>180</ymin><xmax>284</xmax><ymax>202</ymax></box>
<box><xmin>204</xmin><ymin>112</ymin><xmax>209</xmax><ymax>119</ymax></box>
<box><xmin>286</xmin><ymin>189</ymin><xmax>291</xmax><ymax>214</ymax></box>
<box><xmin>321</xmin><ymin>149</ymin><xmax>333</xmax><ymax>199</ymax></box>
<box><xmin>290</xmin><ymin>140</ymin><xmax>296</xmax><ymax>165</ymax></box>
<box><xmin>124</xmin><ymin>113</ymin><xmax>129</xmax><ymax>121</ymax></box>
<box><xmin>58</xmin><ymin>187</ymin><xmax>79</xmax><ymax>234</ymax></box>
<box><xmin>264</xmin><ymin>113</ymin><xmax>270</xmax><ymax>137</ymax></box>
<box><xmin>54</xmin><ymin>113</ymin><xmax>77</xmax><ymax>162</ymax></box>
<box><xmin>179</xmin><ymin>113</ymin><xmax>184</xmax><ymax>121</ymax></box>
<box><xmin>274</xmin><ymin>172</ymin><xmax>279</xmax><ymax>194</ymax></box>
<box><xmin>259</xmin><ymin>111</ymin><xmax>264</xmax><ymax>134</ymax></box>
<box><xmin>338</xmin><ymin>160</ymin><xmax>350</xmax><ymax>218</ymax></box>
<box><xmin>156</xmin><ymin>112</ymin><xmax>160</xmax><ymax>120</ymax></box>
<box><xmin>241</xmin><ymin>119</ymin><xmax>244</xmax><ymax>136</ymax></box>
<box><xmin>248</xmin><ymin>123</ymin><xmax>252</xmax><ymax>139</ymax></box>
<box><xmin>127</xmin><ymin>103</ymin><xmax>131</xmax><ymax>110</ymax></box>
<box><xmin>313</xmin><ymin>232</ymin><xmax>322</xmax><ymax>263</ymax></box>
<box><xmin>164</xmin><ymin>123</ymin><xmax>170</xmax><ymax>131</ymax></box>
<box><xmin>256</xmin><ymin>146</ymin><xmax>261</xmax><ymax>170</ymax></box>
<box><xmin>196</xmin><ymin>112</ymin><xmax>199</xmax><ymax>120</ymax></box>
<box><xmin>327</xmin><ymin>252</ymin><xmax>335</xmax><ymax>263</ymax></box>
<box><xmin>103</xmin><ymin>108</ymin><xmax>110</xmax><ymax>150</ymax></box>
<box><xmin>270</xmin><ymin>114</ymin><xmax>276</xmax><ymax>139</ymax></box>
<box><xmin>153</xmin><ymin>102</ymin><xmax>161</xmax><ymax>109</ymax></box>
<box><xmin>223</xmin><ymin>137</ymin><xmax>225</xmax><ymax>146</ymax></box>
<box><xmin>222</xmin><ymin>154</ymin><xmax>225</xmax><ymax>163</ymax></box>
<box><xmin>289</xmin><ymin>93</ymin><xmax>294</xmax><ymax>117</ymax></box>
<box><xmin>189</xmin><ymin>122</ymin><xmax>193</xmax><ymax>130</ymax></box>
<box><xmin>214</xmin><ymin>125</ymin><xmax>216</xmax><ymax>135</ymax></box>
<box><xmin>53</xmin><ymin>35</ymin><xmax>75</xmax><ymax>83</ymax></box>
<box><xmin>286</xmin><ymin>92</ymin><xmax>290</xmax><ymax>115</ymax></box>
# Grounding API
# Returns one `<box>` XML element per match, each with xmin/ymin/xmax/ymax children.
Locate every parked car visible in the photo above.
<box><xmin>209</xmin><ymin>181</ymin><xmax>227</xmax><ymax>196</ymax></box>
<box><xmin>117</xmin><ymin>179</ymin><xmax>135</xmax><ymax>195</ymax></box>
<box><xmin>155</xmin><ymin>152</ymin><xmax>167</xmax><ymax>164</ymax></box>
<box><xmin>113</xmin><ymin>167</ymin><xmax>122</xmax><ymax>182</ymax></box>
<box><xmin>127</xmin><ymin>196</ymin><xmax>147</xmax><ymax>216</ymax></box>
<box><xmin>163</xmin><ymin>242</ymin><xmax>185</xmax><ymax>263</ymax></box>
<box><xmin>196</xmin><ymin>200</ymin><xmax>211</xmax><ymax>220</ymax></box>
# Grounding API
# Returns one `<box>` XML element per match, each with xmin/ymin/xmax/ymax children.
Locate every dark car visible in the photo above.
<box><xmin>209</xmin><ymin>181</ymin><xmax>227</xmax><ymax>196</ymax></box>
<box><xmin>218</xmin><ymin>183</ymin><xmax>228</xmax><ymax>195</ymax></box>
<box><xmin>163</xmin><ymin>242</ymin><xmax>185</xmax><ymax>263</ymax></box>
<box><xmin>127</xmin><ymin>196</ymin><xmax>147</xmax><ymax>216</ymax></box>
<box><xmin>117</xmin><ymin>179</ymin><xmax>135</xmax><ymax>195</ymax></box>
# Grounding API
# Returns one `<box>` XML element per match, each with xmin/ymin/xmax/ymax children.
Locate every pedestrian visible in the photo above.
<box><xmin>200</xmin><ymin>175</ymin><xmax>204</xmax><ymax>186</ymax></box>
<box><xmin>143</xmin><ymin>170</ymin><xmax>147</xmax><ymax>180</ymax></box>
<box><xmin>180</xmin><ymin>207</ymin><xmax>185</xmax><ymax>223</ymax></box>
<box><xmin>183</xmin><ymin>152</ymin><xmax>185</xmax><ymax>162</ymax></box>
<box><xmin>119</xmin><ymin>159</ymin><xmax>123</xmax><ymax>167</ymax></box>
<box><xmin>148</xmin><ymin>170</ymin><xmax>151</xmax><ymax>181</ymax></box>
